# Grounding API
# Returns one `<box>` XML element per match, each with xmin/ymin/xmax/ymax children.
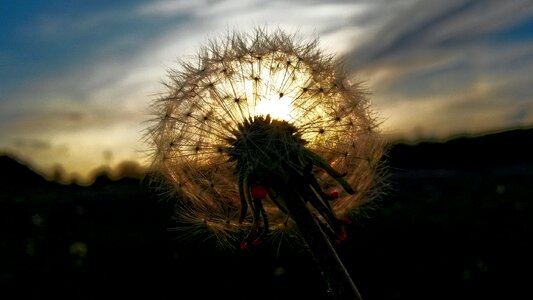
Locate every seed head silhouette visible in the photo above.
<box><xmin>147</xmin><ymin>28</ymin><xmax>386</xmax><ymax>251</ymax></box>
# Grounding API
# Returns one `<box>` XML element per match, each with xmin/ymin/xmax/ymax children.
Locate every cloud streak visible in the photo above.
<box><xmin>345</xmin><ymin>0</ymin><xmax>533</xmax><ymax>139</ymax></box>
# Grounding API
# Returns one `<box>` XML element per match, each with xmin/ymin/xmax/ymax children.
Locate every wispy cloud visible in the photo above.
<box><xmin>136</xmin><ymin>0</ymin><xmax>224</xmax><ymax>16</ymax></box>
<box><xmin>348</xmin><ymin>0</ymin><xmax>533</xmax><ymax>66</ymax></box>
<box><xmin>345</xmin><ymin>0</ymin><xmax>533</xmax><ymax>139</ymax></box>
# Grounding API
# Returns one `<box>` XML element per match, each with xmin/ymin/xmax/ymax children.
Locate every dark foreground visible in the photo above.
<box><xmin>1</xmin><ymin>128</ymin><xmax>532</xmax><ymax>299</ymax></box>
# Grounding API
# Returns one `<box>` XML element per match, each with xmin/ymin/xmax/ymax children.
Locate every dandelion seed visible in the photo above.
<box><xmin>146</xmin><ymin>28</ymin><xmax>386</xmax><ymax>251</ymax></box>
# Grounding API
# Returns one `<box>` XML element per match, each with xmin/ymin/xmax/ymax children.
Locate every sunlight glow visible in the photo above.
<box><xmin>217</xmin><ymin>52</ymin><xmax>315</xmax><ymax>124</ymax></box>
<box><xmin>254</xmin><ymin>96</ymin><xmax>293</xmax><ymax>121</ymax></box>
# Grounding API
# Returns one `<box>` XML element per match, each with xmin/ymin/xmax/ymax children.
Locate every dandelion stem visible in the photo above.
<box><xmin>281</xmin><ymin>181</ymin><xmax>363</xmax><ymax>300</ymax></box>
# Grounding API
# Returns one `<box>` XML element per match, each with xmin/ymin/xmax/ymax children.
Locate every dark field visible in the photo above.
<box><xmin>1</xmin><ymin>128</ymin><xmax>532</xmax><ymax>299</ymax></box>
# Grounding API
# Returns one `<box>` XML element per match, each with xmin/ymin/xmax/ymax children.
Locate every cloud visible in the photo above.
<box><xmin>137</xmin><ymin>0</ymin><xmax>371</xmax><ymax>52</ymax></box>
<box><xmin>347</xmin><ymin>0</ymin><xmax>533</xmax><ymax>67</ymax></box>
<box><xmin>19</xmin><ymin>4</ymin><xmax>145</xmax><ymax>41</ymax></box>
<box><xmin>2</xmin><ymin>0</ymin><xmax>532</xmax><ymax>178</ymax></box>
<box><xmin>11</xmin><ymin>138</ymin><xmax>52</xmax><ymax>150</ymax></box>
<box><xmin>340</xmin><ymin>0</ymin><xmax>533</xmax><ymax>139</ymax></box>
<box><xmin>136</xmin><ymin>0</ymin><xmax>219</xmax><ymax>16</ymax></box>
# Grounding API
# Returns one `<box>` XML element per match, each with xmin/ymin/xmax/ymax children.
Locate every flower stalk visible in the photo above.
<box><xmin>280</xmin><ymin>180</ymin><xmax>363</xmax><ymax>300</ymax></box>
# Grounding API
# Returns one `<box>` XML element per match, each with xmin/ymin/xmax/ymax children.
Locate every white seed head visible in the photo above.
<box><xmin>146</xmin><ymin>28</ymin><xmax>386</xmax><ymax>250</ymax></box>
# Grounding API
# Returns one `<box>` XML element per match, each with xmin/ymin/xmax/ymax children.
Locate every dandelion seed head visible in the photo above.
<box><xmin>147</xmin><ymin>28</ymin><xmax>386</xmax><ymax>250</ymax></box>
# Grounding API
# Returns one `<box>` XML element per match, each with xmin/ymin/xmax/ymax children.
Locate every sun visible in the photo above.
<box><xmin>253</xmin><ymin>95</ymin><xmax>294</xmax><ymax>121</ymax></box>
<box><xmin>229</xmin><ymin>51</ymin><xmax>315</xmax><ymax>124</ymax></box>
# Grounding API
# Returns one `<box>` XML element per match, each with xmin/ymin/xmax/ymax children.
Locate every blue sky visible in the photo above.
<box><xmin>1</xmin><ymin>0</ymin><xmax>532</xmax><ymax>180</ymax></box>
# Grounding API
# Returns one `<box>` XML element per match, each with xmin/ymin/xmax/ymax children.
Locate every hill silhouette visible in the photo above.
<box><xmin>0</xmin><ymin>154</ymin><xmax>50</xmax><ymax>188</ymax></box>
<box><xmin>386</xmin><ymin>127</ymin><xmax>533</xmax><ymax>169</ymax></box>
<box><xmin>1</xmin><ymin>127</ymin><xmax>532</xmax><ymax>299</ymax></box>
<box><xmin>3</xmin><ymin>127</ymin><xmax>532</xmax><ymax>185</ymax></box>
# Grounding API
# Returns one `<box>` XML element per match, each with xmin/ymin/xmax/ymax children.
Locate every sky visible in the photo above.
<box><xmin>1</xmin><ymin>0</ymin><xmax>532</xmax><ymax>182</ymax></box>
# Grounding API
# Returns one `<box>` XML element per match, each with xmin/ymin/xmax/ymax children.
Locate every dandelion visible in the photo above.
<box><xmin>147</xmin><ymin>27</ymin><xmax>386</xmax><ymax>300</ymax></box>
